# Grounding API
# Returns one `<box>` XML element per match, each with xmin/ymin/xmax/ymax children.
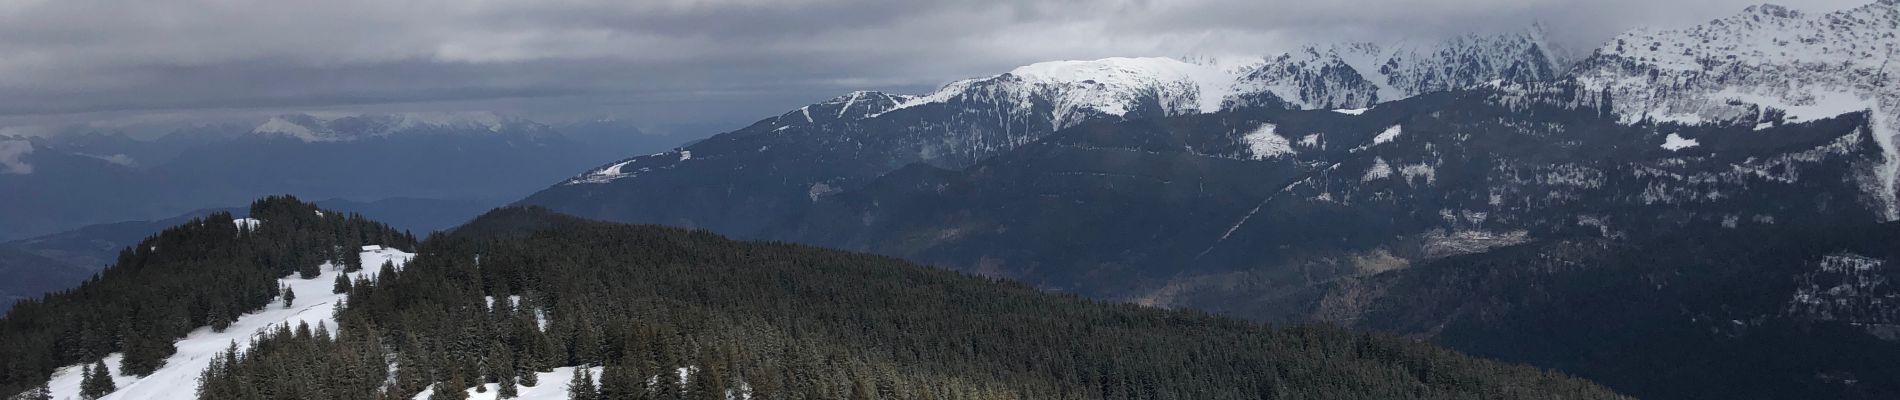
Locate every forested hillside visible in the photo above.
<box><xmin>2</xmin><ymin>201</ymin><xmax>1626</xmax><ymax>399</ymax></box>
<box><xmin>0</xmin><ymin>196</ymin><xmax>418</xmax><ymax>397</ymax></box>
<box><xmin>1261</xmin><ymin>223</ymin><xmax>1900</xmax><ymax>399</ymax></box>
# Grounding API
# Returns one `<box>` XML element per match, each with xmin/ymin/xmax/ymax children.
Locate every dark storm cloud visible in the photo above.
<box><xmin>0</xmin><ymin>0</ymin><xmax>1872</xmax><ymax>134</ymax></box>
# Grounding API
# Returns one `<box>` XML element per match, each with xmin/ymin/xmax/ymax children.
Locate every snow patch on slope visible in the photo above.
<box><xmin>1242</xmin><ymin>124</ymin><xmax>1295</xmax><ymax>159</ymax></box>
<box><xmin>1661</xmin><ymin>133</ymin><xmax>1700</xmax><ymax>151</ymax></box>
<box><xmin>43</xmin><ymin>246</ymin><xmax>415</xmax><ymax>400</ymax></box>
<box><xmin>1372</xmin><ymin>125</ymin><xmax>1403</xmax><ymax>145</ymax></box>
<box><xmin>411</xmin><ymin>366</ymin><xmax>601</xmax><ymax>400</ymax></box>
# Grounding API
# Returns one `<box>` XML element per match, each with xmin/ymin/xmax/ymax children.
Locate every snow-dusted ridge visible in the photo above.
<box><xmin>875</xmin><ymin>56</ymin><xmax>1268</xmax><ymax>127</ymax></box>
<box><xmin>868</xmin><ymin>27</ymin><xmax>1565</xmax><ymax>130</ymax></box>
<box><xmin>42</xmin><ymin>244</ymin><xmax>415</xmax><ymax>400</ymax></box>
<box><xmin>559</xmin><ymin>27</ymin><xmax>1565</xmax><ymax>187</ymax></box>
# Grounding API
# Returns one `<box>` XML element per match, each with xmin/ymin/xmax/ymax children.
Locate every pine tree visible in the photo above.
<box><xmin>652</xmin><ymin>366</ymin><xmax>681</xmax><ymax>400</ymax></box>
<box><xmin>519</xmin><ymin>367</ymin><xmax>540</xmax><ymax>387</ymax></box>
<box><xmin>342</xmin><ymin>241</ymin><xmax>365</xmax><ymax>272</ymax></box>
<box><xmin>689</xmin><ymin>365</ymin><xmax>724</xmax><ymax>400</ymax></box>
<box><xmin>334</xmin><ymin>274</ymin><xmax>353</xmax><ymax>294</ymax></box>
<box><xmin>379</xmin><ymin>260</ymin><xmax>398</xmax><ymax>280</ymax></box>
<box><xmin>568</xmin><ymin>368</ymin><xmax>598</xmax><ymax>400</ymax></box>
<box><xmin>432</xmin><ymin>376</ymin><xmax>469</xmax><ymax>400</ymax></box>
<box><xmin>498</xmin><ymin>375</ymin><xmax>520</xmax><ymax>399</ymax></box>
<box><xmin>80</xmin><ymin>360</ymin><xmax>116</xmax><ymax>400</ymax></box>
<box><xmin>282</xmin><ymin>285</ymin><xmax>297</xmax><ymax>309</ymax></box>
<box><xmin>21</xmin><ymin>382</ymin><xmax>51</xmax><ymax>400</ymax></box>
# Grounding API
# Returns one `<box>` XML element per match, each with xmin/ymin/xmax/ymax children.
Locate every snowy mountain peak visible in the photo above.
<box><xmin>871</xmin><ymin>30</ymin><xmax>1557</xmax><ymax>130</ymax></box>
<box><xmin>1231</xmin><ymin>27</ymin><xmax>1565</xmax><ymax>111</ymax></box>
<box><xmin>1009</xmin><ymin>56</ymin><xmax>1266</xmax><ymax>113</ymax></box>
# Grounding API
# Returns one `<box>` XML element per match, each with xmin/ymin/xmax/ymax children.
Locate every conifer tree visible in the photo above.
<box><xmin>652</xmin><ymin>366</ymin><xmax>681</xmax><ymax>400</ymax></box>
<box><xmin>498</xmin><ymin>375</ymin><xmax>519</xmax><ymax>399</ymax></box>
<box><xmin>431</xmin><ymin>376</ymin><xmax>469</xmax><ymax>400</ymax></box>
<box><xmin>334</xmin><ymin>274</ymin><xmax>353</xmax><ymax>294</ymax></box>
<box><xmin>299</xmin><ymin>258</ymin><xmax>322</xmax><ymax>279</ymax></box>
<box><xmin>379</xmin><ymin>260</ymin><xmax>398</xmax><ymax>281</ymax></box>
<box><xmin>282</xmin><ymin>286</ymin><xmax>297</xmax><ymax>309</ymax></box>
<box><xmin>342</xmin><ymin>242</ymin><xmax>365</xmax><ymax>272</ymax></box>
<box><xmin>568</xmin><ymin>368</ymin><xmax>597</xmax><ymax>400</ymax></box>
<box><xmin>80</xmin><ymin>360</ymin><xmax>115</xmax><ymax>400</ymax></box>
<box><xmin>689</xmin><ymin>365</ymin><xmax>724</xmax><ymax>400</ymax></box>
<box><xmin>21</xmin><ymin>382</ymin><xmax>51</xmax><ymax>400</ymax></box>
<box><xmin>519</xmin><ymin>367</ymin><xmax>540</xmax><ymax>387</ymax></box>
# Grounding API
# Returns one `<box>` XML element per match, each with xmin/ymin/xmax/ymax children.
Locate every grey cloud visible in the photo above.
<box><xmin>0</xmin><ymin>0</ymin><xmax>1874</xmax><ymax>135</ymax></box>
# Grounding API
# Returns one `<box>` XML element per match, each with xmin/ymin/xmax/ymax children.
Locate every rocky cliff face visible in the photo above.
<box><xmin>1572</xmin><ymin>1</ymin><xmax>1900</xmax><ymax>217</ymax></box>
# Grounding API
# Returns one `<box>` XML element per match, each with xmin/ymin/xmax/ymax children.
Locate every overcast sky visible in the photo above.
<box><xmin>0</xmin><ymin>0</ymin><xmax>1872</xmax><ymax>137</ymax></box>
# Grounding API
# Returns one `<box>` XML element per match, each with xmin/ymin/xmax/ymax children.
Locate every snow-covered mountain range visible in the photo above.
<box><xmin>1572</xmin><ymin>0</ymin><xmax>1900</xmax><ymax>216</ymax></box>
<box><xmin>526</xmin><ymin>26</ymin><xmax>1570</xmax><ymax>236</ymax></box>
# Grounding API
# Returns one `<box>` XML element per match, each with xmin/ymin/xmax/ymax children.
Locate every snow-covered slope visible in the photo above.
<box><xmin>253</xmin><ymin>112</ymin><xmax>554</xmax><ymax>142</ymax></box>
<box><xmin>1572</xmin><ymin>1</ymin><xmax>1900</xmax><ymax>217</ymax></box>
<box><xmin>41</xmin><ymin>245</ymin><xmax>414</xmax><ymax>400</ymax></box>
<box><xmin>409</xmin><ymin>367</ymin><xmax>600</xmax><ymax>400</ymax></box>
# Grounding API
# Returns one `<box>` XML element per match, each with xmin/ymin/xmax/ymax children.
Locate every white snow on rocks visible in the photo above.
<box><xmin>1372</xmin><ymin>125</ymin><xmax>1403</xmax><ymax>145</ymax></box>
<box><xmin>1572</xmin><ymin>1</ymin><xmax>1900</xmax><ymax>218</ymax></box>
<box><xmin>571</xmin><ymin>159</ymin><xmax>641</xmax><ymax>185</ymax></box>
<box><xmin>1661</xmin><ymin>133</ymin><xmax>1700</xmax><ymax>151</ymax></box>
<box><xmin>1297</xmin><ymin>134</ymin><xmax>1323</xmax><ymax>149</ymax></box>
<box><xmin>1242</xmin><ymin>124</ymin><xmax>1295</xmax><ymax>160</ymax></box>
<box><xmin>42</xmin><ymin>246</ymin><xmax>415</xmax><ymax>400</ymax></box>
<box><xmin>1363</xmin><ymin>157</ymin><xmax>1394</xmax><ymax>182</ymax></box>
<box><xmin>1331</xmin><ymin>108</ymin><xmax>1370</xmax><ymax>115</ymax></box>
<box><xmin>232</xmin><ymin>218</ymin><xmax>261</xmax><ymax>231</ymax></box>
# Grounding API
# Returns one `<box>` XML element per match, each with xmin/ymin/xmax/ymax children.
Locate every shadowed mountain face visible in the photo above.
<box><xmin>521</xmin><ymin>30</ymin><xmax>1569</xmax><ymax>237</ymax></box>
<box><xmin>1262</xmin><ymin>223</ymin><xmax>1900</xmax><ymax>399</ymax></box>
<box><xmin>770</xmin><ymin>85</ymin><xmax>1882</xmax><ymax>308</ymax></box>
<box><xmin>525</xmin><ymin>81</ymin><xmax>1898</xmax><ymax>398</ymax></box>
